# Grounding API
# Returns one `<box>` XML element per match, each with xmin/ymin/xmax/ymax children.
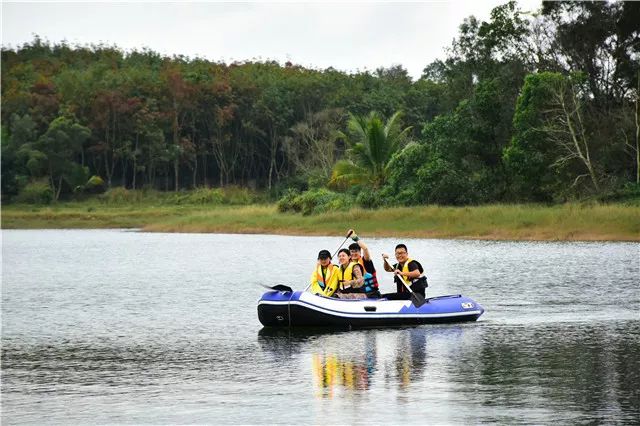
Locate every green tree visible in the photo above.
<box><xmin>504</xmin><ymin>72</ymin><xmax>603</xmax><ymax>200</ymax></box>
<box><xmin>2</xmin><ymin>114</ymin><xmax>38</xmax><ymax>197</ymax></box>
<box><xmin>331</xmin><ymin>111</ymin><xmax>411</xmax><ymax>189</ymax></box>
<box><xmin>19</xmin><ymin>115</ymin><xmax>91</xmax><ymax>200</ymax></box>
<box><xmin>283</xmin><ymin>108</ymin><xmax>346</xmax><ymax>187</ymax></box>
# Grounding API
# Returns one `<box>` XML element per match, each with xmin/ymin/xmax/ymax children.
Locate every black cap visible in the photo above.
<box><xmin>317</xmin><ymin>249</ymin><xmax>331</xmax><ymax>259</ymax></box>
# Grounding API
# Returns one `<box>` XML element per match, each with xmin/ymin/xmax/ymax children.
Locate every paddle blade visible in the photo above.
<box><xmin>411</xmin><ymin>293</ymin><xmax>427</xmax><ymax>308</ymax></box>
<box><xmin>261</xmin><ymin>284</ymin><xmax>293</xmax><ymax>293</ymax></box>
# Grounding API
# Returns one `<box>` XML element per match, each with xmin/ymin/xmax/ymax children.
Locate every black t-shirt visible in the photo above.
<box><xmin>394</xmin><ymin>260</ymin><xmax>423</xmax><ymax>292</ymax></box>
<box><xmin>361</xmin><ymin>258</ymin><xmax>376</xmax><ymax>274</ymax></box>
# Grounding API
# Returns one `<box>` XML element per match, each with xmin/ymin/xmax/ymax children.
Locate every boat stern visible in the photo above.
<box><xmin>257</xmin><ymin>290</ymin><xmax>297</xmax><ymax>327</ymax></box>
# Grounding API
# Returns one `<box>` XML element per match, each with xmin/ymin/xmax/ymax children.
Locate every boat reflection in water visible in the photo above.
<box><xmin>311</xmin><ymin>332</ymin><xmax>377</xmax><ymax>397</ymax></box>
<box><xmin>388</xmin><ymin>327</ymin><xmax>429</xmax><ymax>391</ymax></box>
<box><xmin>258</xmin><ymin>325</ymin><xmax>466</xmax><ymax>402</ymax></box>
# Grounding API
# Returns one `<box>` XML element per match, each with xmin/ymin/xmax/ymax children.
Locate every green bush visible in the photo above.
<box><xmin>85</xmin><ymin>175</ymin><xmax>106</xmax><ymax>194</ymax></box>
<box><xmin>97</xmin><ymin>186</ymin><xmax>259</xmax><ymax>206</ymax></box>
<box><xmin>222</xmin><ymin>186</ymin><xmax>254</xmax><ymax>205</ymax></box>
<box><xmin>168</xmin><ymin>188</ymin><xmax>225</xmax><ymax>205</ymax></box>
<box><xmin>100</xmin><ymin>187</ymin><xmax>147</xmax><ymax>204</ymax></box>
<box><xmin>356</xmin><ymin>189</ymin><xmax>383</xmax><ymax>209</ymax></box>
<box><xmin>15</xmin><ymin>180</ymin><xmax>53</xmax><ymax>204</ymax></box>
<box><xmin>597</xmin><ymin>182</ymin><xmax>640</xmax><ymax>205</ymax></box>
<box><xmin>277</xmin><ymin>189</ymin><xmax>302</xmax><ymax>212</ymax></box>
<box><xmin>277</xmin><ymin>188</ymin><xmax>354</xmax><ymax>215</ymax></box>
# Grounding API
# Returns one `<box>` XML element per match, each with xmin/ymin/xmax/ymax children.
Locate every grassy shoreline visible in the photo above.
<box><xmin>2</xmin><ymin>202</ymin><xmax>639</xmax><ymax>241</ymax></box>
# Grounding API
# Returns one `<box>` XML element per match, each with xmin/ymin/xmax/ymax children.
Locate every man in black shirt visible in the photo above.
<box><xmin>381</xmin><ymin>244</ymin><xmax>427</xmax><ymax>300</ymax></box>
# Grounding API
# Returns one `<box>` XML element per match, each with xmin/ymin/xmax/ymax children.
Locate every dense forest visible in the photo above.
<box><xmin>2</xmin><ymin>1</ymin><xmax>639</xmax><ymax>207</ymax></box>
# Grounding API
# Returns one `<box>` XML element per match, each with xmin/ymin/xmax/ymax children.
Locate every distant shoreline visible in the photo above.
<box><xmin>2</xmin><ymin>202</ymin><xmax>638</xmax><ymax>242</ymax></box>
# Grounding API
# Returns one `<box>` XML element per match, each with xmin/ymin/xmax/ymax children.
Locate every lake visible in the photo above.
<box><xmin>2</xmin><ymin>230</ymin><xmax>639</xmax><ymax>424</ymax></box>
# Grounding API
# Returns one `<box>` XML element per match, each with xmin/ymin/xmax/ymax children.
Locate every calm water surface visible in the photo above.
<box><xmin>2</xmin><ymin>230</ymin><xmax>639</xmax><ymax>424</ymax></box>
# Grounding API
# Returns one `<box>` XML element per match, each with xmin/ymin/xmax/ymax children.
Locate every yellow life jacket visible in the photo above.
<box><xmin>315</xmin><ymin>264</ymin><xmax>338</xmax><ymax>289</ymax></box>
<box><xmin>337</xmin><ymin>261</ymin><xmax>358</xmax><ymax>289</ymax></box>
<box><xmin>399</xmin><ymin>257</ymin><xmax>416</xmax><ymax>285</ymax></box>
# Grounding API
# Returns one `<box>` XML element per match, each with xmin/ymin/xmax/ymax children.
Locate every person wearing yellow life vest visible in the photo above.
<box><xmin>380</xmin><ymin>243</ymin><xmax>427</xmax><ymax>300</ymax></box>
<box><xmin>334</xmin><ymin>249</ymin><xmax>367</xmax><ymax>299</ymax></box>
<box><xmin>347</xmin><ymin>229</ymin><xmax>380</xmax><ymax>298</ymax></box>
<box><xmin>309</xmin><ymin>249</ymin><xmax>340</xmax><ymax>297</ymax></box>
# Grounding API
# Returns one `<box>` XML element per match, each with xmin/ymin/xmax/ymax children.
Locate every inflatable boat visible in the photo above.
<box><xmin>258</xmin><ymin>290</ymin><xmax>484</xmax><ymax>328</ymax></box>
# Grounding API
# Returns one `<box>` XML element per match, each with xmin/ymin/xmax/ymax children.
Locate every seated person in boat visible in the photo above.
<box><xmin>347</xmin><ymin>229</ymin><xmax>381</xmax><ymax>298</ymax></box>
<box><xmin>334</xmin><ymin>249</ymin><xmax>367</xmax><ymax>299</ymax></box>
<box><xmin>309</xmin><ymin>249</ymin><xmax>339</xmax><ymax>297</ymax></box>
<box><xmin>380</xmin><ymin>244</ymin><xmax>428</xmax><ymax>300</ymax></box>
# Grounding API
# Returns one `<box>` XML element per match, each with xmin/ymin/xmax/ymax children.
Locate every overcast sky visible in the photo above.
<box><xmin>2</xmin><ymin>1</ymin><xmax>541</xmax><ymax>80</ymax></box>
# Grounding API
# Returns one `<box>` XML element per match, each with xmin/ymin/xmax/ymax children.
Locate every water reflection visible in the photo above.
<box><xmin>3</xmin><ymin>231</ymin><xmax>638</xmax><ymax>424</ymax></box>
<box><xmin>387</xmin><ymin>328</ymin><xmax>428</xmax><ymax>390</ymax></box>
<box><xmin>311</xmin><ymin>331</ymin><xmax>377</xmax><ymax>397</ymax></box>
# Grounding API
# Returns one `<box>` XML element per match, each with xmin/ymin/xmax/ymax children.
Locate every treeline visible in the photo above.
<box><xmin>2</xmin><ymin>1</ymin><xmax>639</xmax><ymax>206</ymax></box>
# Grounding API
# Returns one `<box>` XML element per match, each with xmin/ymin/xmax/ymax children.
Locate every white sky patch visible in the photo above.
<box><xmin>1</xmin><ymin>1</ymin><xmax>542</xmax><ymax>79</ymax></box>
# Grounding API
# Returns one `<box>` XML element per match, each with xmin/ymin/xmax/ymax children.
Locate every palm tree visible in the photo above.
<box><xmin>330</xmin><ymin>111</ymin><xmax>412</xmax><ymax>189</ymax></box>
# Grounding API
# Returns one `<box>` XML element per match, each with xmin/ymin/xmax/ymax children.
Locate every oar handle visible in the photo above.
<box><xmin>330</xmin><ymin>230</ymin><xmax>354</xmax><ymax>259</ymax></box>
<box><xmin>384</xmin><ymin>256</ymin><xmax>410</xmax><ymax>288</ymax></box>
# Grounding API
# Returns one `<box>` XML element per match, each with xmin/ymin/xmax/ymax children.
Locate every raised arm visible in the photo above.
<box><xmin>382</xmin><ymin>254</ymin><xmax>395</xmax><ymax>272</ymax></box>
<box><xmin>357</xmin><ymin>240</ymin><xmax>372</xmax><ymax>261</ymax></box>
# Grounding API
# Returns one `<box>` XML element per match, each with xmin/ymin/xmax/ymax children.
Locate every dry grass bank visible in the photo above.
<box><xmin>2</xmin><ymin>202</ymin><xmax>638</xmax><ymax>241</ymax></box>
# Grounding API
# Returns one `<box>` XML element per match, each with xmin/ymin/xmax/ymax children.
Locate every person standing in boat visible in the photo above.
<box><xmin>381</xmin><ymin>244</ymin><xmax>427</xmax><ymax>300</ymax></box>
<box><xmin>334</xmin><ymin>248</ymin><xmax>367</xmax><ymax>299</ymax></box>
<box><xmin>310</xmin><ymin>249</ymin><xmax>340</xmax><ymax>297</ymax></box>
<box><xmin>347</xmin><ymin>229</ymin><xmax>381</xmax><ymax>298</ymax></box>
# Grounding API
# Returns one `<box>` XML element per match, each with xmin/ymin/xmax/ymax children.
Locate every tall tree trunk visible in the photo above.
<box><xmin>104</xmin><ymin>152</ymin><xmax>112</xmax><ymax>187</ymax></box>
<box><xmin>636</xmin><ymin>71</ymin><xmax>640</xmax><ymax>185</ymax></box>
<box><xmin>56</xmin><ymin>175</ymin><xmax>63</xmax><ymax>201</ymax></box>
<box><xmin>174</xmin><ymin>160</ymin><xmax>179</xmax><ymax>192</ymax></box>
<box><xmin>192</xmin><ymin>156</ymin><xmax>197</xmax><ymax>189</ymax></box>
<box><xmin>202</xmin><ymin>153</ymin><xmax>208</xmax><ymax>187</ymax></box>
<box><xmin>132</xmin><ymin>134</ymin><xmax>138</xmax><ymax>190</ymax></box>
<box><xmin>268</xmin><ymin>127</ymin><xmax>278</xmax><ymax>191</ymax></box>
<box><xmin>122</xmin><ymin>159</ymin><xmax>127</xmax><ymax>188</ymax></box>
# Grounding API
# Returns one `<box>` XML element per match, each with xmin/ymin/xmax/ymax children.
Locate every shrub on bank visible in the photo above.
<box><xmin>98</xmin><ymin>186</ymin><xmax>259</xmax><ymax>206</ymax></box>
<box><xmin>100</xmin><ymin>187</ymin><xmax>150</xmax><ymax>204</ymax></box>
<box><xmin>14</xmin><ymin>180</ymin><xmax>53</xmax><ymax>204</ymax></box>
<box><xmin>168</xmin><ymin>187</ymin><xmax>225</xmax><ymax>204</ymax></box>
<box><xmin>277</xmin><ymin>188</ymin><xmax>355</xmax><ymax>215</ymax></box>
<box><xmin>85</xmin><ymin>176</ymin><xmax>107</xmax><ymax>194</ymax></box>
<box><xmin>223</xmin><ymin>186</ymin><xmax>256</xmax><ymax>204</ymax></box>
<box><xmin>355</xmin><ymin>188</ymin><xmax>384</xmax><ymax>209</ymax></box>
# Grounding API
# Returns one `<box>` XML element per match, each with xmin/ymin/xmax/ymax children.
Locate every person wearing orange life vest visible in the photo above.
<box><xmin>347</xmin><ymin>229</ymin><xmax>381</xmax><ymax>298</ymax></box>
<box><xmin>309</xmin><ymin>249</ymin><xmax>340</xmax><ymax>297</ymax></box>
<box><xmin>381</xmin><ymin>243</ymin><xmax>427</xmax><ymax>300</ymax></box>
<box><xmin>334</xmin><ymin>249</ymin><xmax>367</xmax><ymax>299</ymax></box>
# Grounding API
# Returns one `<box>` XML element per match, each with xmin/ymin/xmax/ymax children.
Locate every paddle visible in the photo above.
<box><xmin>302</xmin><ymin>230</ymin><xmax>354</xmax><ymax>292</ymax></box>
<box><xmin>330</xmin><ymin>229</ymin><xmax>354</xmax><ymax>260</ymax></box>
<box><xmin>383</xmin><ymin>256</ymin><xmax>427</xmax><ymax>308</ymax></box>
<box><xmin>261</xmin><ymin>284</ymin><xmax>293</xmax><ymax>293</ymax></box>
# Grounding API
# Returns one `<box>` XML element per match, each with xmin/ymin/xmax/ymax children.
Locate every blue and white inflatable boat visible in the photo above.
<box><xmin>258</xmin><ymin>290</ymin><xmax>484</xmax><ymax>328</ymax></box>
